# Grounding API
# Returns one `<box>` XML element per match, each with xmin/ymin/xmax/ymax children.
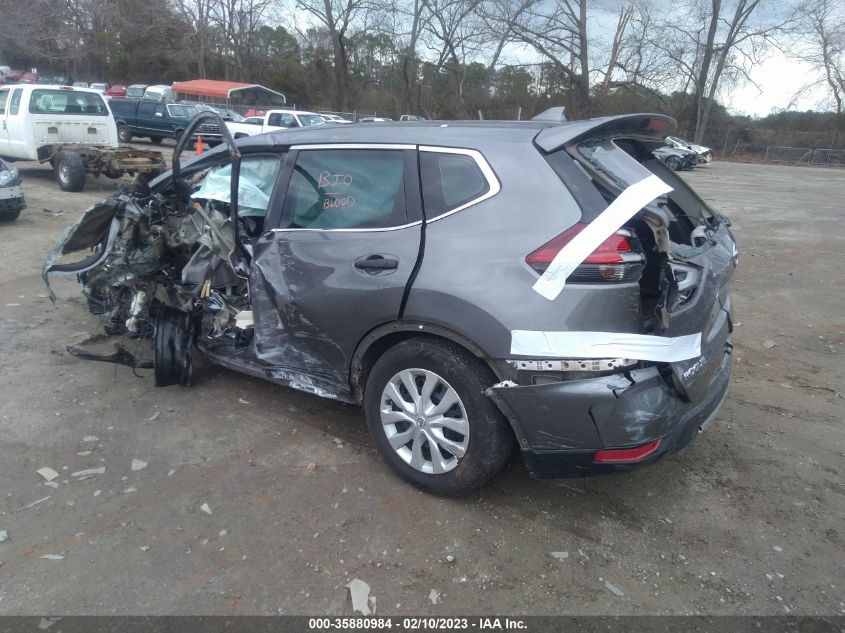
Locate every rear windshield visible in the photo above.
<box><xmin>126</xmin><ymin>87</ymin><xmax>145</xmax><ymax>98</ymax></box>
<box><xmin>29</xmin><ymin>89</ymin><xmax>108</xmax><ymax>116</ymax></box>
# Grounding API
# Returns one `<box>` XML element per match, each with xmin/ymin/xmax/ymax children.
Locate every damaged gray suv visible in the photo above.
<box><xmin>45</xmin><ymin>112</ymin><xmax>737</xmax><ymax>495</ymax></box>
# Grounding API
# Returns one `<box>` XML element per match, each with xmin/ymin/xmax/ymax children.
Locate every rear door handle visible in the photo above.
<box><xmin>354</xmin><ymin>255</ymin><xmax>399</xmax><ymax>272</ymax></box>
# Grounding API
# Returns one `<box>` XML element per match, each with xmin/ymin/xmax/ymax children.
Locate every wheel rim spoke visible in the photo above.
<box><xmin>398</xmin><ymin>369</ymin><xmax>421</xmax><ymax>412</ymax></box>
<box><xmin>430</xmin><ymin>430</ymin><xmax>467</xmax><ymax>459</ymax></box>
<box><xmin>428</xmin><ymin>415</ymin><xmax>468</xmax><ymax>436</ymax></box>
<box><xmin>386</xmin><ymin>427</ymin><xmax>415</xmax><ymax>450</ymax></box>
<box><xmin>409</xmin><ymin>433</ymin><xmax>426</xmax><ymax>470</ymax></box>
<box><xmin>426</xmin><ymin>432</ymin><xmax>450</xmax><ymax>474</ymax></box>
<box><xmin>384</xmin><ymin>381</ymin><xmax>414</xmax><ymax>415</ymax></box>
<box><xmin>426</xmin><ymin>386</ymin><xmax>459</xmax><ymax>417</ymax></box>
<box><xmin>381</xmin><ymin>409</ymin><xmax>414</xmax><ymax>426</ymax></box>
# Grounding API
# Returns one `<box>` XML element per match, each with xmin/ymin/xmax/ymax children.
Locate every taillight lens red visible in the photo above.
<box><xmin>525</xmin><ymin>223</ymin><xmax>633</xmax><ymax>267</ymax></box>
<box><xmin>525</xmin><ymin>223</ymin><xmax>643</xmax><ymax>283</ymax></box>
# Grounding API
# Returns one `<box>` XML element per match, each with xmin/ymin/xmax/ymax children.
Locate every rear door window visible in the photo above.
<box><xmin>420</xmin><ymin>150</ymin><xmax>490</xmax><ymax>217</ymax></box>
<box><xmin>0</xmin><ymin>89</ymin><xmax>9</xmax><ymax>115</ymax></box>
<box><xmin>282</xmin><ymin>149</ymin><xmax>407</xmax><ymax>229</ymax></box>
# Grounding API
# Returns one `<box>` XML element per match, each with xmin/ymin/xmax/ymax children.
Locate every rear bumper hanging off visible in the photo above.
<box><xmin>488</xmin><ymin>338</ymin><xmax>733</xmax><ymax>478</ymax></box>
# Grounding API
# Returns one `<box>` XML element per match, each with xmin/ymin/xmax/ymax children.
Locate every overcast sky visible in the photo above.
<box><xmin>725</xmin><ymin>52</ymin><xmax>825</xmax><ymax>117</ymax></box>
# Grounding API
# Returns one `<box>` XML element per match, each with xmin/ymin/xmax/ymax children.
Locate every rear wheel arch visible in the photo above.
<box><xmin>350</xmin><ymin>322</ymin><xmax>502</xmax><ymax>404</ymax></box>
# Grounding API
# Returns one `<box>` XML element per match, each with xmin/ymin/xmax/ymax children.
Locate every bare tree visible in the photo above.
<box><xmin>794</xmin><ymin>0</ymin><xmax>845</xmax><ymax>118</ymax></box>
<box><xmin>297</xmin><ymin>0</ymin><xmax>373</xmax><ymax>110</ymax></box>
<box><xmin>653</xmin><ymin>0</ymin><xmax>792</xmax><ymax>142</ymax></box>
<box><xmin>480</xmin><ymin>0</ymin><xmax>593</xmax><ymax>114</ymax></box>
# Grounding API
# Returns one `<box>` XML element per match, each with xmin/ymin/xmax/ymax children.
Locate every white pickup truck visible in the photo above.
<box><xmin>225</xmin><ymin>109</ymin><xmax>328</xmax><ymax>139</ymax></box>
<box><xmin>0</xmin><ymin>84</ymin><xmax>165</xmax><ymax>191</ymax></box>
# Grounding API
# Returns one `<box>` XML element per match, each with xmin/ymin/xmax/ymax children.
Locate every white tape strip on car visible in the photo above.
<box><xmin>510</xmin><ymin>330</ymin><xmax>702</xmax><ymax>363</ymax></box>
<box><xmin>532</xmin><ymin>174</ymin><xmax>673</xmax><ymax>301</ymax></box>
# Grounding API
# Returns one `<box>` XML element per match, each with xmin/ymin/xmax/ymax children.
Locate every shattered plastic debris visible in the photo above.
<box><xmin>306</xmin><ymin>463</ymin><xmax>317</xmax><ymax>471</ymax></box>
<box><xmin>762</xmin><ymin>340</ymin><xmax>777</xmax><ymax>349</ymax></box>
<box><xmin>604</xmin><ymin>581</ymin><xmax>625</xmax><ymax>597</ymax></box>
<box><xmin>131</xmin><ymin>459</ymin><xmax>148</xmax><ymax>471</ymax></box>
<box><xmin>71</xmin><ymin>467</ymin><xmax>106</xmax><ymax>480</ymax></box>
<box><xmin>82</xmin><ymin>435</ymin><xmax>99</xmax><ymax>443</ymax></box>
<box><xmin>550</xmin><ymin>551</ymin><xmax>569</xmax><ymax>561</ymax></box>
<box><xmin>38</xmin><ymin>617</ymin><xmax>61</xmax><ymax>630</ymax></box>
<box><xmin>20</xmin><ymin>496</ymin><xmax>51</xmax><ymax>511</ymax></box>
<box><xmin>428</xmin><ymin>589</ymin><xmax>440</xmax><ymax>605</ymax></box>
<box><xmin>37</xmin><ymin>467</ymin><xmax>60</xmax><ymax>482</ymax></box>
<box><xmin>346</xmin><ymin>579</ymin><xmax>373</xmax><ymax>615</ymax></box>
<box><xmin>200</xmin><ymin>502</ymin><xmax>213</xmax><ymax>515</ymax></box>
<box><xmin>40</xmin><ymin>554</ymin><xmax>65</xmax><ymax>560</ymax></box>
<box><xmin>147</xmin><ymin>412</ymin><xmax>161</xmax><ymax>421</ymax></box>
<box><xmin>0</xmin><ymin>530</ymin><xmax>8</xmax><ymax>543</ymax></box>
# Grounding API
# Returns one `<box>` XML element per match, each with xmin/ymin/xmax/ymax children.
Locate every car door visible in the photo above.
<box><xmin>2</xmin><ymin>88</ymin><xmax>25</xmax><ymax>158</ymax></box>
<box><xmin>0</xmin><ymin>88</ymin><xmax>11</xmax><ymax>156</ymax></box>
<box><xmin>248</xmin><ymin>144</ymin><xmax>423</xmax><ymax>400</ymax></box>
<box><xmin>136</xmin><ymin>101</ymin><xmax>158</xmax><ymax>134</ymax></box>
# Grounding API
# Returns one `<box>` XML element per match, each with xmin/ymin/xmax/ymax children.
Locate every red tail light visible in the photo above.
<box><xmin>525</xmin><ymin>223</ymin><xmax>644</xmax><ymax>283</ymax></box>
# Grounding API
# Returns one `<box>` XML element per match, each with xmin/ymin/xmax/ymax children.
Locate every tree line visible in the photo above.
<box><xmin>0</xmin><ymin>0</ymin><xmax>843</xmax><ymax>148</ymax></box>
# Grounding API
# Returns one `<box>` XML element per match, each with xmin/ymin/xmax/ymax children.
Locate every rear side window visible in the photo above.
<box><xmin>0</xmin><ymin>89</ymin><xmax>9</xmax><ymax>115</ymax></box>
<box><xmin>9</xmin><ymin>89</ymin><xmax>22</xmax><ymax>115</ymax></box>
<box><xmin>283</xmin><ymin>149</ymin><xmax>407</xmax><ymax>229</ymax></box>
<box><xmin>268</xmin><ymin>113</ymin><xmax>296</xmax><ymax>128</ymax></box>
<box><xmin>29</xmin><ymin>89</ymin><xmax>108</xmax><ymax>115</ymax></box>
<box><xmin>420</xmin><ymin>151</ymin><xmax>489</xmax><ymax>217</ymax></box>
<box><xmin>139</xmin><ymin>102</ymin><xmax>157</xmax><ymax>116</ymax></box>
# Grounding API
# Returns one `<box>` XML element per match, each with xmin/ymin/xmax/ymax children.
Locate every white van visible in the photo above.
<box><xmin>142</xmin><ymin>85</ymin><xmax>174</xmax><ymax>102</ymax></box>
<box><xmin>0</xmin><ymin>84</ymin><xmax>165</xmax><ymax>191</ymax></box>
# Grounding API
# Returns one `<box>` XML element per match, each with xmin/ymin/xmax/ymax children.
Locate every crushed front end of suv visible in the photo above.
<box><xmin>44</xmin><ymin>112</ymin><xmax>738</xmax><ymax>495</ymax></box>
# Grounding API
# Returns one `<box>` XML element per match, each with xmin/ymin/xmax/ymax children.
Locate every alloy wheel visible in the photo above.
<box><xmin>379</xmin><ymin>368</ymin><xmax>470</xmax><ymax>474</ymax></box>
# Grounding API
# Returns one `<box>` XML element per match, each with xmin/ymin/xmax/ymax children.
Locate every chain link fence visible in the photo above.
<box><xmin>765</xmin><ymin>146</ymin><xmax>845</xmax><ymax>166</ymax></box>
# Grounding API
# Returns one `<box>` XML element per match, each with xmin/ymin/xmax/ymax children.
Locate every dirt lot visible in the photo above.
<box><xmin>0</xmin><ymin>148</ymin><xmax>843</xmax><ymax>616</ymax></box>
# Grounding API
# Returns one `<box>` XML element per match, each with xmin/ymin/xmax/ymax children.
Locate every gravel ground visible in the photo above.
<box><xmin>0</xmin><ymin>148</ymin><xmax>842</xmax><ymax>615</ymax></box>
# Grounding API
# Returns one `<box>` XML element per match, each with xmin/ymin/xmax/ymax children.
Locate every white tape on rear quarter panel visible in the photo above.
<box><xmin>532</xmin><ymin>174</ymin><xmax>673</xmax><ymax>301</ymax></box>
<box><xmin>510</xmin><ymin>330</ymin><xmax>702</xmax><ymax>363</ymax></box>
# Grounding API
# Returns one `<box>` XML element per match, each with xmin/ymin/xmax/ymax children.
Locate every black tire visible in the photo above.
<box><xmin>53</xmin><ymin>151</ymin><xmax>86</xmax><ymax>192</ymax></box>
<box><xmin>153</xmin><ymin>306</ymin><xmax>193</xmax><ymax>387</ymax></box>
<box><xmin>665</xmin><ymin>156</ymin><xmax>683</xmax><ymax>171</ymax></box>
<box><xmin>364</xmin><ymin>337</ymin><xmax>512</xmax><ymax>496</ymax></box>
<box><xmin>117</xmin><ymin>124</ymin><xmax>132</xmax><ymax>143</ymax></box>
<box><xmin>148</xmin><ymin>136</ymin><xmax>163</xmax><ymax>144</ymax></box>
<box><xmin>0</xmin><ymin>210</ymin><xmax>21</xmax><ymax>222</ymax></box>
